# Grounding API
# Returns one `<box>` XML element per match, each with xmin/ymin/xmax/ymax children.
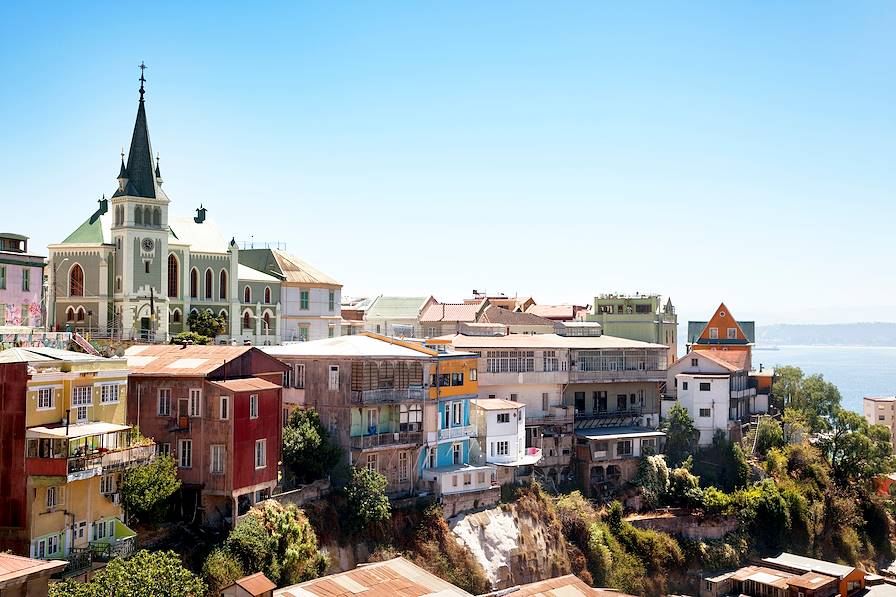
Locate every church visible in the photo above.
<box><xmin>47</xmin><ymin>69</ymin><xmax>341</xmax><ymax>344</ymax></box>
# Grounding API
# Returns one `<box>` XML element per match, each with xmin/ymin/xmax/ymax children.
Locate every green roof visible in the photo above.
<box><xmin>61</xmin><ymin>210</ymin><xmax>109</xmax><ymax>245</ymax></box>
<box><xmin>366</xmin><ymin>296</ymin><xmax>430</xmax><ymax>320</ymax></box>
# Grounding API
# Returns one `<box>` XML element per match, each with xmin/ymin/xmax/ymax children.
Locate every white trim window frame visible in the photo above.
<box><xmin>294</xmin><ymin>364</ymin><xmax>305</xmax><ymax>389</ymax></box>
<box><xmin>158</xmin><ymin>389</ymin><xmax>171</xmax><ymax>416</ymax></box>
<box><xmin>210</xmin><ymin>444</ymin><xmax>225</xmax><ymax>474</ymax></box>
<box><xmin>178</xmin><ymin>439</ymin><xmax>193</xmax><ymax>469</ymax></box>
<box><xmin>189</xmin><ymin>388</ymin><xmax>202</xmax><ymax>417</ymax></box>
<box><xmin>254</xmin><ymin>439</ymin><xmax>267</xmax><ymax>469</ymax></box>
<box><xmin>100</xmin><ymin>384</ymin><xmax>119</xmax><ymax>404</ymax></box>
<box><xmin>249</xmin><ymin>394</ymin><xmax>258</xmax><ymax>419</ymax></box>
<box><xmin>37</xmin><ymin>387</ymin><xmax>54</xmax><ymax>410</ymax></box>
<box><xmin>72</xmin><ymin>386</ymin><xmax>92</xmax><ymax>423</ymax></box>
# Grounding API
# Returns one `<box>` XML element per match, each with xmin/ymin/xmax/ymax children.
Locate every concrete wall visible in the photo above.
<box><xmin>672</xmin><ymin>374</ymin><xmax>730</xmax><ymax>445</ymax></box>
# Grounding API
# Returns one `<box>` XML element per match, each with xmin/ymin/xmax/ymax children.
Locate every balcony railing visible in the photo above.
<box><xmin>350</xmin><ymin>387</ymin><xmax>426</xmax><ymax>404</ymax></box>
<box><xmin>57</xmin><ymin>548</ymin><xmax>92</xmax><ymax>578</ymax></box>
<box><xmin>90</xmin><ymin>536</ymin><xmax>137</xmax><ymax>562</ymax></box>
<box><xmin>568</xmin><ymin>368</ymin><xmax>666</xmax><ymax>382</ymax></box>
<box><xmin>102</xmin><ymin>445</ymin><xmax>155</xmax><ymax>471</ymax></box>
<box><xmin>438</xmin><ymin>424</ymin><xmax>477</xmax><ymax>441</ymax></box>
<box><xmin>526</xmin><ymin>407</ymin><xmax>574</xmax><ymax>426</ymax></box>
<box><xmin>30</xmin><ymin>444</ymin><xmax>157</xmax><ymax>483</ymax></box>
<box><xmin>350</xmin><ymin>431</ymin><xmax>423</xmax><ymax>449</ymax></box>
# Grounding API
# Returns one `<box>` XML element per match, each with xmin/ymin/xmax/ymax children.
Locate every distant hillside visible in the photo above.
<box><xmin>756</xmin><ymin>322</ymin><xmax>896</xmax><ymax>347</ymax></box>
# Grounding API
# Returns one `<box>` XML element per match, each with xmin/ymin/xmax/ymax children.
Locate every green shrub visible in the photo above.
<box><xmin>170</xmin><ymin>331</ymin><xmax>211</xmax><ymax>345</ymax></box>
<box><xmin>635</xmin><ymin>455</ymin><xmax>670</xmax><ymax>510</ymax></box>
<box><xmin>203</xmin><ymin>548</ymin><xmax>244</xmax><ymax>596</ymax></box>
<box><xmin>701</xmin><ymin>487</ymin><xmax>732</xmax><ymax>517</ymax></box>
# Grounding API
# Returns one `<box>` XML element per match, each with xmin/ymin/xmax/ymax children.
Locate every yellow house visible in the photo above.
<box><xmin>0</xmin><ymin>347</ymin><xmax>153</xmax><ymax>571</ymax></box>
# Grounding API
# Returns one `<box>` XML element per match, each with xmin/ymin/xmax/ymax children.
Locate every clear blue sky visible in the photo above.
<box><xmin>2</xmin><ymin>2</ymin><xmax>894</xmax><ymax>325</ymax></box>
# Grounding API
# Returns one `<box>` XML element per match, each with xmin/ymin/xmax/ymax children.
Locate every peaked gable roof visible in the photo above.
<box><xmin>366</xmin><ymin>296</ymin><xmax>433</xmax><ymax>320</ymax></box>
<box><xmin>419</xmin><ymin>301</ymin><xmax>486</xmax><ymax>323</ymax></box>
<box><xmin>689</xmin><ymin>303</ymin><xmax>754</xmax><ymax>344</ymax></box>
<box><xmin>671</xmin><ymin>349</ymin><xmax>745</xmax><ymax>373</ymax></box>
<box><xmin>125</xmin><ymin>344</ymin><xmax>286</xmax><ymax>377</ymax></box>
<box><xmin>479</xmin><ymin>305</ymin><xmax>555</xmax><ymax>327</ymax></box>
<box><xmin>239</xmin><ymin>248</ymin><xmax>340</xmax><ymax>286</ymax></box>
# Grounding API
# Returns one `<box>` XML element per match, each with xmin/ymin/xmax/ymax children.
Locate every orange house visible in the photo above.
<box><xmin>687</xmin><ymin>303</ymin><xmax>754</xmax><ymax>368</ymax></box>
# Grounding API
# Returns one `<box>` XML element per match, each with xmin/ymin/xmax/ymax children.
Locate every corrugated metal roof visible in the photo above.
<box><xmin>271</xmin><ymin>249</ymin><xmax>340</xmax><ymax>286</ymax></box>
<box><xmin>471</xmin><ymin>399</ymin><xmax>524</xmax><ymax>411</ymax></box>
<box><xmin>419</xmin><ymin>302</ymin><xmax>486</xmax><ymax>323</ymax></box>
<box><xmin>0</xmin><ymin>347</ymin><xmax>121</xmax><ymax>365</ymax></box>
<box><xmin>125</xmin><ymin>345</ymin><xmax>254</xmax><ymax>376</ymax></box>
<box><xmin>274</xmin><ymin>557</ymin><xmax>472</xmax><ymax>597</ymax></box>
<box><xmin>210</xmin><ymin>377</ymin><xmax>281</xmax><ymax>393</ymax></box>
<box><xmin>440</xmin><ymin>333</ymin><xmax>667</xmax><ymax>350</ymax></box>
<box><xmin>507</xmin><ymin>574</ymin><xmax>635</xmax><ymax>597</ymax></box>
<box><xmin>262</xmin><ymin>335</ymin><xmax>431</xmax><ymax>359</ymax></box>
<box><xmin>0</xmin><ymin>552</ymin><xmax>67</xmax><ymax>582</ymax></box>
<box><xmin>234</xmin><ymin>572</ymin><xmax>277</xmax><ymax>595</ymax></box>
<box><xmin>762</xmin><ymin>552</ymin><xmax>857</xmax><ymax>579</ymax></box>
<box><xmin>366</xmin><ymin>296</ymin><xmax>431</xmax><ymax>320</ymax></box>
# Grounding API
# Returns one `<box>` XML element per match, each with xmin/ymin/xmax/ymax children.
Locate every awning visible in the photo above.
<box><xmin>26</xmin><ymin>422</ymin><xmax>131</xmax><ymax>440</ymax></box>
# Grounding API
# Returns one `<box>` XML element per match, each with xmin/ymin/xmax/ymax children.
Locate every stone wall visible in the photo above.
<box><xmin>441</xmin><ymin>486</ymin><xmax>500</xmax><ymax>518</ymax></box>
<box><xmin>271</xmin><ymin>478</ymin><xmax>332</xmax><ymax>507</ymax></box>
<box><xmin>628</xmin><ymin>512</ymin><xmax>738</xmax><ymax>540</ymax></box>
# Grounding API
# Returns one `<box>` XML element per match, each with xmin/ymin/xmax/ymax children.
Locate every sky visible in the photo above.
<box><xmin>1</xmin><ymin>2</ymin><xmax>894</xmax><ymax>326</ymax></box>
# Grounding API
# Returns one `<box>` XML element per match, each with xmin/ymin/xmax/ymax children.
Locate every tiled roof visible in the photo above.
<box><xmin>525</xmin><ymin>305</ymin><xmax>577</xmax><ymax>320</ymax></box>
<box><xmin>478</xmin><ymin>306</ymin><xmax>555</xmax><ymax>327</ymax></box>
<box><xmin>233</xmin><ymin>572</ymin><xmax>277</xmax><ymax>595</ymax></box>
<box><xmin>125</xmin><ymin>345</ymin><xmax>254</xmax><ymax>376</ymax></box>
<box><xmin>419</xmin><ymin>302</ymin><xmax>484</xmax><ymax>323</ymax></box>
<box><xmin>274</xmin><ymin>557</ymin><xmax>472</xmax><ymax>597</ymax></box>
<box><xmin>210</xmin><ymin>377</ymin><xmax>282</xmax><ymax>393</ymax></box>
<box><xmin>0</xmin><ymin>552</ymin><xmax>67</xmax><ymax>583</ymax></box>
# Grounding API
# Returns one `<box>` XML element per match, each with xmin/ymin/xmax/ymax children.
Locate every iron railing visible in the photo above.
<box><xmin>350</xmin><ymin>388</ymin><xmax>426</xmax><ymax>404</ymax></box>
<box><xmin>350</xmin><ymin>431</ymin><xmax>423</xmax><ymax>449</ymax></box>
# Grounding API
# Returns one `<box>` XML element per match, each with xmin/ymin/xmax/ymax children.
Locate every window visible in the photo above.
<box><xmin>399</xmin><ymin>451</ymin><xmax>409</xmax><ymax>482</ymax></box>
<box><xmin>328</xmin><ymin>290</ymin><xmax>335</xmax><ymax>311</ymax></box>
<box><xmin>463</xmin><ymin>473</ymin><xmax>472</xmax><ymax>486</ymax></box>
<box><xmin>22</xmin><ymin>269</ymin><xmax>30</xmax><ymax>291</ymax></box>
<box><xmin>485</xmin><ymin>350</ymin><xmax>535</xmax><ymax>373</ymax></box>
<box><xmin>243</xmin><ymin>286</ymin><xmax>251</xmax><ymax>303</ymax></box>
<box><xmin>452</xmin><ymin>442</ymin><xmax>462</xmax><ymax>464</ymax></box>
<box><xmin>189</xmin><ymin>389</ymin><xmax>201</xmax><ymax>417</ymax></box>
<box><xmin>220</xmin><ymin>396</ymin><xmax>229</xmax><ymax>420</ymax></box>
<box><xmin>691</xmin><ymin>358</ymin><xmax>698</xmax><ymax>367</ymax></box>
<box><xmin>497</xmin><ymin>413</ymin><xmax>510</xmax><ymax>423</ymax></box>
<box><xmin>75</xmin><ymin>521</ymin><xmax>87</xmax><ymax>541</ymax></box>
<box><xmin>543</xmin><ymin>350</ymin><xmax>559</xmax><ymax>371</ymax></box>
<box><xmin>880</xmin><ymin>415</ymin><xmax>886</xmax><ymax>421</ymax></box>
<box><xmin>69</xmin><ymin>264</ymin><xmax>84</xmax><ymax>296</ymax></box>
<box><xmin>72</xmin><ymin>386</ymin><xmax>91</xmax><ymax>423</ymax></box>
<box><xmin>366</xmin><ymin>452</ymin><xmax>378</xmax><ymax>471</ymax></box>
<box><xmin>0</xmin><ymin>266</ymin><xmax>5</xmax><ymax>289</ymax></box>
<box><xmin>452</xmin><ymin>475</ymin><xmax>458</xmax><ymax>487</ymax></box>
<box><xmin>427</xmin><ymin>448</ymin><xmax>436</xmax><ymax>468</ymax></box>
<box><xmin>470</xmin><ymin>368</ymin><xmax>477</xmax><ymax>381</ymax></box>
<box><xmin>178</xmin><ymin>439</ymin><xmax>193</xmax><ymax>468</ymax></box>
<box><xmin>92</xmin><ymin>520</ymin><xmax>112</xmax><ymax>541</ymax></box>
<box><xmin>682</xmin><ymin>381</ymin><xmax>689</xmax><ymax>391</ymax></box>
<box><xmin>542</xmin><ymin>392</ymin><xmax>550</xmax><ymax>412</ymax></box>
<box><xmin>144</xmin><ymin>260</ymin><xmax>150</xmax><ymax>274</ymax></box>
<box><xmin>158</xmin><ymin>389</ymin><xmax>171</xmax><ymax>416</ymax></box>
<box><xmin>204</xmin><ymin>269</ymin><xmax>213</xmax><ymax>299</ymax></box>
<box><xmin>452</xmin><ymin>401</ymin><xmax>462</xmax><ymax>425</ymax></box>
<box><xmin>100</xmin><ymin>384</ymin><xmax>119</xmax><ymax>404</ymax></box>
<box><xmin>709</xmin><ymin>327</ymin><xmax>718</xmax><ymax>339</ymax></box>
<box><xmin>219</xmin><ymin>269</ymin><xmax>227</xmax><ymax>299</ymax></box>
<box><xmin>262</xmin><ymin>311</ymin><xmax>271</xmax><ymax>332</ymax></box>
<box><xmin>190</xmin><ymin>268</ymin><xmax>198</xmax><ymax>298</ymax></box>
<box><xmin>100</xmin><ymin>474</ymin><xmax>115</xmax><ymax>494</ymax></box>
<box><xmin>46</xmin><ymin>486</ymin><xmax>62</xmax><ymax>509</ymax></box>
<box><xmin>46</xmin><ymin>535</ymin><xmax>60</xmax><ymax>556</ymax></box>
<box><xmin>477</xmin><ymin>471</ymin><xmax>486</xmax><ymax>484</ymax></box>
<box><xmin>249</xmin><ymin>394</ymin><xmax>258</xmax><ymax>419</ymax></box>
<box><xmin>451</xmin><ymin>372</ymin><xmax>464</xmax><ymax>386</ymax></box>
<box><xmin>699</xmin><ymin>408</ymin><xmax>711</xmax><ymax>417</ymax></box>
<box><xmin>37</xmin><ymin>388</ymin><xmax>53</xmax><ymax>410</ymax></box>
<box><xmin>727</xmin><ymin>327</ymin><xmax>737</xmax><ymax>339</ymax></box>
<box><xmin>616</xmin><ymin>440</ymin><xmax>632</xmax><ymax>456</ymax></box>
<box><xmin>328</xmin><ymin>325</ymin><xmax>335</xmax><ymax>338</ymax></box>
<box><xmin>211</xmin><ymin>445</ymin><xmax>225</xmax><ymax>474</ymax></box>
<box><xmin>300</xmin><ymin>290</ymin><xmax>309</xmax><ymax>310</ymax></box>
<box><xmin>299</xmin><ymin>326</ymin><xmax>310</xmax><ymax>341</ymax></box>
<box><xmin>399</xmin><ymin>403</ymin><xmax>423</xmax><ymax>432</ymax></box>
<box><xmin>156</xmin><ymin>443</ymin><xmax>171</xmax><ymax>457</ymax></box>
<box><xmin>264</xmin><ymin>286</ymin><xmax>272</xmax><ymax>304</ymax></box>
<box><xmin>167</xmin><ymin>254</ymin><xmax>178</xmax><ymax>297</ymax></box>
<box><xmin>509</xmin><ymin>392</ymin><xmax>517</xmax><ymax>401</ymax></box>
<box><xmin>255</xmin><ymin>439</ymin><xmax>267</xmax><ymax>468</ymax></box>
<box><xmin>243</xmin><ymin>311</ymin><xmax>251</xmax><ymax>330</ymax></box>
<box><xmin>496</xmin><ymin>441</ymin><xmax>509</xmax><ymax>456</ymax></box>
<box><xmin>171</xmin><ymin>309</ymin><xmax>181</xmax><ymax>323</ymax></box>
<box><xmin>699</xmin><ymin>382</ymin><xmax>711</xmax><ymax>391</ymax></box>
<box><xmin>294</xmin><ymin>364</ymin><xmax>305</xmax><ymax>389</ymax></box>
<box><xmin>328</xmin><ymin>365</ymin><xmax>339</xmax><ymax>390</ymax></box>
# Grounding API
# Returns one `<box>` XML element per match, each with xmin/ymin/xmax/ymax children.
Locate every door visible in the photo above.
<box><xmin>140</xmin><ymin>317</ymin><xmax>151</xmax><ymax>339</ymax></box>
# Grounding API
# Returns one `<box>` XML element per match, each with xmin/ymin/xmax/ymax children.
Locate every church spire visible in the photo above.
<box><xmin>115</xmin><ymin>61</ymin><xmax>157</xmax><ymax>199</ymax></box>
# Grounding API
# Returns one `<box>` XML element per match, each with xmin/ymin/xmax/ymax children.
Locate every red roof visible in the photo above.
<box><xmin>210</xmin><ymin>377</ymin><xmax>282</xmax><ymax>393</ymax></box>
<box><xmin>234</xmin><ymin>572</ymin><xmax>277</xmax><ymax>595</ymax></box>
<box><xmin>419</xmin><ymin>301</ymin><xmax>484</xmax><ymax>323</ymax></box>
<box><xmin>511</xmin><ymin>574</ymin><xmax>635</xmax><ymax>597</ymax></box>
<box><xmin>478</xmin><ymin>305</ymin><xmax>555</xmax><ymax>327</ymax></box>
<box><xmin>125</xmin><ymin>345</ymin><xmax>254</xmax><ymax>376</ymax></box>
<box><xmin>0</xmin><ymin>553</ymin><xmax>67</xmax><ymax>584</ymax></box>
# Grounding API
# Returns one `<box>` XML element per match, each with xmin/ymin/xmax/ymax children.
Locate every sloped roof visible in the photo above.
<box><xmin>471</xmin><ymin>398</ymin><xmax>524</xmax><ymax>411</ymax></box>
<box><xmin>262</xmin><ymin>335</ymin><xmax>432</xmax><ymax>358</ymax></box>
<box><xmin>60</xmin><ymin>211</ymin><xmax>112</xmax><ymax>245</ymax></box>
<box><xmin>0</xmin><ymin>552</ymin><xmax>67</xmax><ymax>585</ymax></box>
<box><xmin>0</xmin><ymin>347</ymin><xmax>117</xmax><ymax>365</ymax></box>
<box><xmin>479</xmin><ymin>305</ymin><xmax>554</xmax><ymax>327</ymax></box>
<box><xmin>168</xmin><ymin>215</ymin><xmax>228</xmax><ymax>254</ymax></box>
<box><xmin>419</xmin><ymin>302</ymin><xmax>484</xmax><ymax>323</ymax></box>
<box><xmin>672</xmin><ymin>350</ymin><xmax>744</xmax><ymax>373</ymax></box>
<box><xmin>232</xmin><ymin>572</ymin><xmax>277</xmax><ymax>595</ymax></box>
<box><xmin>111</xmin><ymin>94</ymin><xmax>165</xmax><ymax>200</ymax></box>
<box><xmin>366</xmin><ymin>296</ymin><xmax>431</xmax><ymax>320</ymax></box>
<box><xmin>526</xmin><ymin>305</ymin><xmax>577</xmax><ymax>320</ymax></box>
<box><xmin>762</xmin><ymin>552</ymin><xmax>857</xmax><ymax>579</ymax></box>
<box><xmin>125</xmin><ymin>344</ymin><xmax>254</xmax><ymax>376</ymax></box>
<box><xmin>274</xmin><ymin>557</ymin><xmax>472</xmax><ymax>597</ymax></box>
<box><xmin>239</xmin><ymin>249</ymin><xmax>340</xmax><ymax>286</ymax></box>
<box><xmin>239</xmin><ymin>263</ymin><xmax>279</xmax><ymax>283</ymax></box>
<box><xmin>441</xmin><ymin>333</ymin><xmax>667</xmax><ymax>350</ymax></box>
<box><xmin>210</xmin><ymin>377</ymin><xmax>281</xmax><ymax>393</ymax></box>
<box><xmin>508</xmin><ymin>574</ymin><xmax>635</xmax><ymax>597</ymax></box>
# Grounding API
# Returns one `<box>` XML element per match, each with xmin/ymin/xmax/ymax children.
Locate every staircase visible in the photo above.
<box><xmin>72</xmin><ymin>332</ymin><xmax>101</xmax><ymax>356</ymax></box>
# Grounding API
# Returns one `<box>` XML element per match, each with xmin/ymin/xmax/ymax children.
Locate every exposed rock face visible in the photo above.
<box><xmin>451</xmin><ymin>501</ymin><xmax>572</xmax><ymax>589</ymax></box>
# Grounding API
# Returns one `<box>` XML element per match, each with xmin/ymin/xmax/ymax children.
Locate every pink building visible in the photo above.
<box><xmin>0</xmin><ymin>234</ymin><xmax>45</xmax><ymax>328</ymax></box>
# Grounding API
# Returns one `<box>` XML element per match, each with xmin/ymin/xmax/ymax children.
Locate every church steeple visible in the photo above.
<box><xmin>114</xmin><ymin>61</ymin><xmax>162</xmax><ymax>200</ymax></box>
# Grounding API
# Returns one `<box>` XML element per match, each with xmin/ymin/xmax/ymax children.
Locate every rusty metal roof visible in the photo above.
<box><xmin>125</xmin><ymin>344</ymin><xmax>254</xmax><ymax>376</ymax></box>
<box><xmin>506</xmin><ymin>575</ymin><xmax>635</xmax><ymax>597</ymax></box>
<box><xmin>233</xmin><ymin>572</ymin><xmax>277</xmax><ymax>595</ymax></box>
<box><xmin>275</xmin><ymin>557</ymin><xmax>472</xmax><ymax>597</ymax></box>
<box><xmin>0</xmin><ymin>553</ymin><xmax>67</xmax><ymax>584</ymax></box>
<box><xmin>210</xmin><ymin>377</ymin><xmax>281</xmax><ymax>393</ymax></box>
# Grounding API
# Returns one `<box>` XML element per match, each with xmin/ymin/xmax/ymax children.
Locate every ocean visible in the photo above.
<box><xmin>749</xmin><ymin>345</ymin><xmax>896</xmax><ymax>414</ymax></box>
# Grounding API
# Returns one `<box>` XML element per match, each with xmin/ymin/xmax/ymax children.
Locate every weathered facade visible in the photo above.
<box><xmin>0</xmin><ymin>233</ymin><xmax>45</xmax><ymax>329</ymax></box>
<box><xmin>125</xmin><ymin>345</ymin><xmax>287</xmax><ymax>527</ymax></box>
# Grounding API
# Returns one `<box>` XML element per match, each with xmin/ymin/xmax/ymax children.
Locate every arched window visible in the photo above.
<box><xmin>190</xmin><ymin>268</ymin><xmax>198</xmax><ymax>298</ymax></box>
<box><xmin>76</xmin><ymin>307</ymin><xmax>86</xmax><ymax>322</ymax></box>
<box><xmin>171</xmin><ymin>309</ymin><xmax>182</xmax><ymax>323</ymax></box>
<box><xmin>219</xmin><ymin>269</ymin><xmax>227</xmax><ymax>299</ymax></box>
<box><xmin>204</xmin><ymin>269</ymin><xmax>213</xmax><ymax>299</ymax></box>
<box><xmin>219</xmin><ymin>309</ymin><xmax>228</xmax><ymax>323</ymax></box>
<box><xmin>244</xmin><ymin>286</ymin><xmax>251</xmax><ymax>303</ymax></box>
<box><xmin>65</xmin><ymin>307</ymin><xmax>75</xmax><ymax>322</ymax></box>
<box><xmin>264</xmin><ymin>286</ymin><xmax>271</xmax><ymax>304</ymax></box>
<box><xmin>134</xmin><ymin>205</ymin><xmax>143</xmax><ymax>226</ymax></box>
<box><xmin>69</xmin><ymin>264</ymin><xmax>84</xmax><ymax>297</ymax></box>
<box><xmin>263</xmin><ymin>311</ymin><xmax>271</xmax><ymax>332</ymax></box>
<box><xmin>243</xmin><ymin>311</ymin><xmax>251</xmax><ymax>330</ymax></box>
<box><xmin>167</xmin><ymin>254</ymin><xmax>178</xmax><ymax>298</ymax></box>
<box><xmin>152</xmin><ymin>207</ymin><xmax>161</xmax><ymax>227</ymax></box>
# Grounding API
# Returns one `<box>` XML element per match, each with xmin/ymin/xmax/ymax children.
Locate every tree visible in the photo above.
<box><xmin>120</xmin><ymin>455</ymin><xmax>181</xmax><ymax>523</ymax></box>
<box><xmin>754</xmin><ymin>417</ymin><xmax>784</xmax><ymax>457</ymax></box>
<box><xmin>282</xmin><ymin>408</ymin><xmax>342</xmax><ymax>486</ymax></box>
<box><xmin>634</xmin><ymin>455</ymin><xmax>669</xmax><ymax>510</ymax></box>
<box><xmin>217</xmin><ymin>501</ymin><xmax>326</xmax><ymax>588</ymax></box>
<box><xmin>186</xmin><ymin>310</ymin><xmax>226</xmax><ymax>339</ymax></box>
<box><xmin>819</xmin><ymin>408</ymin><xmax>895</xmax><ymax>483</ymax></box>
<box><xmin>773</xmin><ymin>366</ymin><xmax>841</xmax><ymax>432</ymax></box>
<box><xmin>662</xmin><ymin>404</ymin><xmax>699</xmax><ymax>467</ymax></box>
<box><xmin>694</xmin><ymin>431</ymin><xmax>750</xmax><ymax>492</ymax></box>
<box><xmin>50</xmin><ymin>550</ymin><xmax>206</xmax><ymax>597</ymax></box>
<box><xmin>202</xmin><ymin>548</ymin><xmax>244</xmax><ymax>596</ymax></box>
<box><xmin>667</xmin><ymin>460</ymin><xmax>703</xmax><ymax>508</ymax></box>
<box><xmin>344</xmin><ymin>467</ymin><xmax>391</xmax><ymax>533</ymax></box>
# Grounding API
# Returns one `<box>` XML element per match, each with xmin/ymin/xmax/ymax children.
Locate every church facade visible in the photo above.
<box><xmin>47</xmin><ymin>73</ymin><xmax>286</xmax><ymax>344</ymax></box>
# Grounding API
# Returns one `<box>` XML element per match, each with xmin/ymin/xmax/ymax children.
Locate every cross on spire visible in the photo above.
<box><xmin>138</xmin><ymin>61</ymin><xmax>147</xmax><ymax>101</ymax></box>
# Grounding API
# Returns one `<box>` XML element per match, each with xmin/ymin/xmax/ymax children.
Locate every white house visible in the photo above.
<box><xmin>470</xmin><ymin>398</ymin><xmax>542</xmax><ymax>484</ymax></box>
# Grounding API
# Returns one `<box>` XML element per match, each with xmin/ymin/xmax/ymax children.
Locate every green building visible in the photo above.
<box><xmin>586</xmin><ymin>294</ymin><xmax>677</xmax><ymax>364</ymax></box>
